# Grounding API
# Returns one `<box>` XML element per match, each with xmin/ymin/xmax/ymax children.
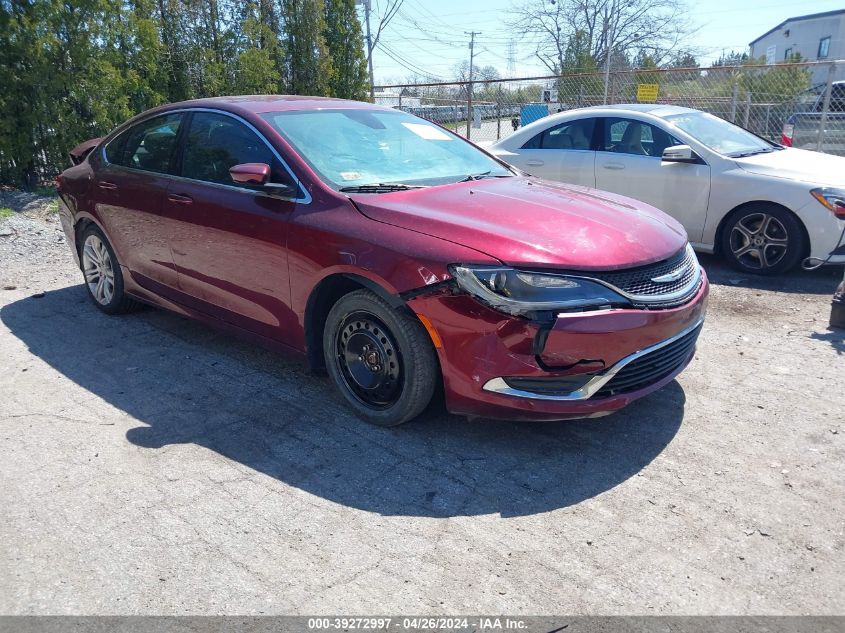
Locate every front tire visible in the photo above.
<box><xmin>720</xmin><ymin>203</ymin><xmax>805</xmax><ymax>275</ymax></box>
<box><xmin>79</xmin><ymin>225</ymin><xmax>139</xmax><ymax>314</ymax></box>
<box><xmin>323</xmin><ymin>289</ymin><xmax>438</xmax><ymax>426</ymax></box>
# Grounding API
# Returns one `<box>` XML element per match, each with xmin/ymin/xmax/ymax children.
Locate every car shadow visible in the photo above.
<box><xmin>698</xmin><ymin>252</ymin><xmax>843</xmax><ymax>295</ymax></box>
<box><xmin>809</xmin><ymin>330</ymin><xmax>845</xmax><ymax>355</ymax></box>
<box><xmin>1</xmin><ymin>285</ymin><xmax>686</xmax><ymax>518</ymax></box>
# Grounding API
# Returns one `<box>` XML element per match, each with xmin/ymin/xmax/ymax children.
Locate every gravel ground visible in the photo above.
<box><xmin>0</xmin><ymin>196</ymin><xmax>843</xmax><ymax>615</ymax></box>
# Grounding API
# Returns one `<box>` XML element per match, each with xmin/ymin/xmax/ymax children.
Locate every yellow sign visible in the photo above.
<box><xmin>637</xmin><ymin>83</ymin><xmax>659</xmax><ymax>103</ymax></box>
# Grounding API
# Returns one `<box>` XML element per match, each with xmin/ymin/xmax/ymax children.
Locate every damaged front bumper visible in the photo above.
<box><xmin>406</xmin><ymin>270</ymin><xmax>709</xmax><ymax>421</ymax></box>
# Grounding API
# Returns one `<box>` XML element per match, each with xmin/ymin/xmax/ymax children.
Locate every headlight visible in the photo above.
<box><xmin>449</xmin><ymin>265</ymin><xmax>630</xmax><ymax>316</ymax></box>
<box><xmin>811</xmin><ymin>188</ymin><xmax>845</xmax><ymax>219</ymax></box>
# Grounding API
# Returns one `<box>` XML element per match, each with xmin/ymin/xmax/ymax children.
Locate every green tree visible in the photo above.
<box><xmin>282</xmin><ymin>0</ymin><xmax>333</xmax><ymax>95</ymax></box>
<box><xmin>557</xmin><ymin>31</ymin><xmax>603</xmax><ymax>106</ymax></box>
<box><xmin>0</xmin><ymin>0</ymin><xmax>135</xmax><ymax>185</ymax></box>
<box><xmin>155</xmin><ymin>0</ymin><xmax>192</xmax><ymax>100</ymax></box>
<box><xmin>0</xmin><ymin>0</ymin><xmax>43</xmax><ymax>185</ymax></box>
<box><xmin>232</xmin><ymin>0</ymin><xmax>284</xmax><ymax>94</ymax></box>
<box><xmin>667</xmin><ymin>51</ymin><xmax>698</xmax><ymax>68</ymax></box>
<box><xmin>740</xmin><ymin>54</ymin><xmax>811</xmax><ymax>102</ymax></box>
<box><xmin>713</xmin><ymin>50</ymin><xmax>749</xmax><ymax>67</ymax></box>
<box><xmin>0</xmin><ymin>0</ymin><xmax>384</xmax><ymax>185</ymax></box>
<box><xmin>324</xmin><ymin>0</ymin><xmax>368</xmax><ymax>100</ymax></box>
<box><xmin>234</xmin><ymin>8</ymin><xmax>283</xmax><ymax>94</ymax></box>
<box><xmin>106</xmin><ymin>0</ymin><xmax>168</xmax><ymax>112</ymax></box>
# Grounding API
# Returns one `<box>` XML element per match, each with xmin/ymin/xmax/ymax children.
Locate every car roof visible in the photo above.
<box><xmin>574</xmin><ymin>104</ymin><xmax>699</xmax><ymax>118</ymax></box>
<box><xmin>157</xmin><ymin>95</ymin><xmax>395</xmax><ymax>116</ymax></box>
<box><xmin>490</xmin><ymin>103</ymin><xmax>702</xmax><ymax>149</ymax></box>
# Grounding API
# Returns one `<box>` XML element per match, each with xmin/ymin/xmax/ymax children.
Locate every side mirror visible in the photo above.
<box><xmin>229</xmin><ymin>163</ymin><xmax>270</xmax><ymax>185</ymax></box>
<box><xmin>662</xmin><ymin>145</ymin><xmax>698</xmax><ymax>163</ymax></box>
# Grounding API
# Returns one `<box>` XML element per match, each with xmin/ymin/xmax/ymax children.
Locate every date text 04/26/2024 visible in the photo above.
<box><xmin>306</xmin><ymin>617</ymin><xmax>528</xmax><ymax>631</ymax></box>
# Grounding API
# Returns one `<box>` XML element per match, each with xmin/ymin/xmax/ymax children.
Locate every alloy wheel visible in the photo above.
<box><xmin>82</xmin><ymin>234</ymin><xmax>115</xmax><ymax>306</ymax></box>
<box><xmin>728</xmin><ymin>212</ymin><xmax>789</xmax><ymax>271</ymax></box>
<box><xmin>335</xmin><ymin>311</ymin><xmax>403</xmax><ymax>409</ymax></box>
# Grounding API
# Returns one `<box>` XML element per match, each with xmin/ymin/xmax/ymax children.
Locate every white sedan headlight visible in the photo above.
<box><xmin>811</xmin><ymin>188</ymin><xmax>845</xmax><ymax>219</ymax></box>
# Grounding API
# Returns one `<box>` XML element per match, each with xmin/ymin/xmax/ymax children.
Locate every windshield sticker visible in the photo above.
<box><xmin>401</xmin><ymin>122</ymin><xmax>452</xmax><ymax>141</ymax></box>
<box><xmin>339</xmin><ymin>171</ymin><xmax>363</xmax><ymax>181</ymax></box>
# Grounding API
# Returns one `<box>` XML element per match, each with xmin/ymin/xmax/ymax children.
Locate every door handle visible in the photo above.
<box><xmin>97</xmin><ymin>180</ymin><xmax>118</xmax><ymax>190</ymax></box>
<box><xmin>602</xmin><ymin>162</ymin><xmax>625</xmax><ymax>170</ymax></box>
<box><xmin>167</xmin><ymin>193</ymin><xmax>193</xmax><ymax>205</ymax></box>
<box><xmin>525</xmin><ymin>160</ymin><xmax>544</xmax><ymax>166</ymax></box>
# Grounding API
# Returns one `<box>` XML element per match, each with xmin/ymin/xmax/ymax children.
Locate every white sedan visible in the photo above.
<box><xmin>489</xmin><ymin>105</ymin><xmax>845</xmax><ymax>274</ymax></box>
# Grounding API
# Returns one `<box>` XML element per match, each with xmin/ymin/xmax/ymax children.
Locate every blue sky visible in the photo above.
<box><xmin>367</xmin><ymin>0</ymin><xmax>845</xmax><ymax>83</ymax></box>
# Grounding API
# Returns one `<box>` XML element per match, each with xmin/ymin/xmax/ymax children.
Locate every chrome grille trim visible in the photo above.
<box><xmin>574</xmin><ymin>244</ymin><xmax>702</xmax><ymax>307</ymax></box>
<box><xmin>482</xmin><ymin>318</ymin><xmax>704</xmax><ymax>402</ymax></box>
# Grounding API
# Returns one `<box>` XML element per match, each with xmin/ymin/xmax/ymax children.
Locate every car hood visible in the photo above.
<box><xmin>348</xmin><ymin>177</ymin><xmax>687</xmax><ymax>270</ymax></box>
<box><xmin>735</xmin><ymin>148</ymin><xmax>845</xmax><ymax>186</ymax></box>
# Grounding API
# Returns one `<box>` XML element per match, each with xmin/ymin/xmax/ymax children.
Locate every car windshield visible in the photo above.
<box><xmin>664</xmin><ymin>111</ymin><xmax>775</xmax><ymax>157</ymax></box>
<box><xmin>261</xmin><ymin>108</ymin><xmax>512</xmax><ymax>189</ymax></box>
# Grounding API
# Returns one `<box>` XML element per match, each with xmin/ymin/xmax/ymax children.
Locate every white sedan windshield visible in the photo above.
<box><xmin>262</xmin><ymin>109</ymin><xmax>511</xmax><ymax>189</ymax></box>
<box><xmin>665</xmin><ymin>112</ymin><xmax>775</xmax><ymax>157</ymax></box>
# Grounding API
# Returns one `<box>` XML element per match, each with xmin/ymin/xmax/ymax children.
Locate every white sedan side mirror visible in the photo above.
<box><xmin>662</xmin><ymin>145</ymin><xmax>698</xmax><ymax>163</ymax></box>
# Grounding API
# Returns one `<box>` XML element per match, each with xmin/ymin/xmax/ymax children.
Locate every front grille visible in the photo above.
<box><xmin>585</xmin><ymin>246</ymin><xmax>699</xmax><ymax>304</ymax></box>
<box><xmin>504</xmin><ymin>375</ymin><xmax>592</xmax><ymax>394</ymax></box>
<box><xmin>595</xmin><ymin>323</ymin><xmax>702</xmax><ymax>398</ymax></box>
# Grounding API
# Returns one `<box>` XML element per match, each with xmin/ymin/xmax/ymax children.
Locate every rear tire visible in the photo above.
<box><xmin>78</xmin><ymin>225</ymin><xmax>140</xmax><ymax>314</ymax></box>
<box><xmin>720</xmin><ymin>203</ymin><xmax>805</xmax><ymax>275</ymax></box>
<box><xmin>323</xmin><ymin>289</ymin><xmax>438</xmax><ymax>426</ymax></box>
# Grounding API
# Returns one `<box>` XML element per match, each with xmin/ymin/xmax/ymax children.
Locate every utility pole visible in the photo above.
<box><xmin>465</xmin><ymin>31</ymin><xmax>480</xmax><ymax>139</ymax></box>
<box><xmin>603</xmin><ymin>1</ymin><xmax>615</xmax><ymax>105</ymax></box>
<box><xmin>357</xmin><ymin>0</ymin><xmax>375</xmax><ymax>100</ymax></box>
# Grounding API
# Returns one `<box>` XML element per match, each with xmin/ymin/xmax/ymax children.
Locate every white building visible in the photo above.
<box><xmin>749</xmin><ymin>9</ymin><xmax>845</xmax><ymax>85</ymax></box>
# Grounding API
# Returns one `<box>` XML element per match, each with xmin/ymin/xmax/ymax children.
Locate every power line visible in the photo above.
<box><xmin>394</xmin><ymin>7</ymin><xmax>517</xmax><ymax>42</ymax></box>
<box><xmin>376</xmin><ymin>41</ymin><xmax>446</xmax><ymax>80</ymax></box>
<box><xmin>378</xmin><ymin>44</ymin><xmax>439</xmax><ymax>77</ymax></box>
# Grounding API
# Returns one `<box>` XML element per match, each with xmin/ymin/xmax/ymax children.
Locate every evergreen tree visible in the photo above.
<box><xmin>324</xmin><ymin>0</ymin><xmax>369</xmax><ymax>100</ymax></box>
<box><xmin>0</xmin><ymin>0</ymin><xmax>42</xmax><ymax>186</ymax></box>
<box><xmin>233</xmin><ymin>0</ymin><xmax>284</xmax><ymax>94</ymax></box>
<box><xmin>108</xmin><ymin>0</ymin><xmax>168</xmax><ymax>113</ymax></box>
<box><xmin>282</xmin><ymin>0</ymin><xmax>333</xmax><ymax>96</ymax></box>
<box><xmin>0</xmin><ymin>0</ymin><xmax>390</xmax><ymax>185</ymax></box>
<box><xmin>155</xmin><ymin>0</ymin><xmax>192</xmax><ymax>100</ymax></box>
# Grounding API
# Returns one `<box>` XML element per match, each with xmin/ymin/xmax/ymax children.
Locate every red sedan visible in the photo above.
<box><xmin>56</xmin><ymin>96</ymin><xmax>708</xmax><ymax>426</ymax></box>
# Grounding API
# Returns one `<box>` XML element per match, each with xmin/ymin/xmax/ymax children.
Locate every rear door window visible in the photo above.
<box><xmin>522</xmin><ymin>119</ymin><xmax>595</xmax><ymax>150</ymax></box>
<box><xmin>106</xmin><ymin>113</ymin><xmax>182</xmax><ymax>174</ymax></box>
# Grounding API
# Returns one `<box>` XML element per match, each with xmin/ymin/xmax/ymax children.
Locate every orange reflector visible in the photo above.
<box><xmin>417</xmin><ymin>314</ymin><xmax>443</xmax><ymax>349</ymax></box>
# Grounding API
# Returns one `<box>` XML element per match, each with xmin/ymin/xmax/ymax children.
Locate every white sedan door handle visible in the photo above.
<box><xmin>525</xmin><ymin>159</ymin><xmax>544</xmax><ymax>166</ymax></box>
<box><xmin>602</xmin><ymin>162</ymin><xmax>625</xmax><ymax>170</ymax></box>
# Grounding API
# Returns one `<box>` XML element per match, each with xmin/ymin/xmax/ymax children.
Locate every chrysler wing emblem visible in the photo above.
<box><xmin>651</xmin><ymin>268</ymin><xmax>686</xmax><ymax>283</ymax></box>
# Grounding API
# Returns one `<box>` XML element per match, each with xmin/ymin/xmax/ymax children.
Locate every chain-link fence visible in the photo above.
<box><xmin>374</xmin><ymin>60</ymin><xmax>845</xmax><ymax>155</ymax></box>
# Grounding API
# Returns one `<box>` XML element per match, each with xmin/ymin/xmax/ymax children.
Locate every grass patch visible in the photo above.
<box><xmin>0</xmin><ymin>207</ymin><xmax>15</xmax><ymax>219</ymax></box>
<box><xmin>33</xmin><ymin>186</ymin><xmax>56</xmax><ymax>197</ymax></box>
<box><xmin>46</xmin><ymin>199</ymin><xmax>59</xmax><ymax>214</ymax></box>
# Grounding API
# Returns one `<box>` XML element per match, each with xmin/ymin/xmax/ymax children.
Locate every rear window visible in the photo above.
<box><xmin>522</xmin><ymin>119</ymin><xmax>595</xmax><ymax>150</ymax></box>
<box><xmin>105</xmin><ymin>113</ymin><xmax>182</xmax><ymax>174</ymax></box>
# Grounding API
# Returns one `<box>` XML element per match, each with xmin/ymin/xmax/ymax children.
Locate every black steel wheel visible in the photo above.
<box><xmin>336</xmin><ymin>310</ymin><xmax>403</xmax><ymax>409</ymax></box>
<box><xmin>323</xmin><ymin>289</ymin><xmax>438</xmax><ymax>426</ymax></box>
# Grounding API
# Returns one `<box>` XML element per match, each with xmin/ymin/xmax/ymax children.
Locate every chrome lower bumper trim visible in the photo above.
<box><xmin>482</xmin><ymin>317</ymin><xmax>704</xmax><ymax>402</ymax></box>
